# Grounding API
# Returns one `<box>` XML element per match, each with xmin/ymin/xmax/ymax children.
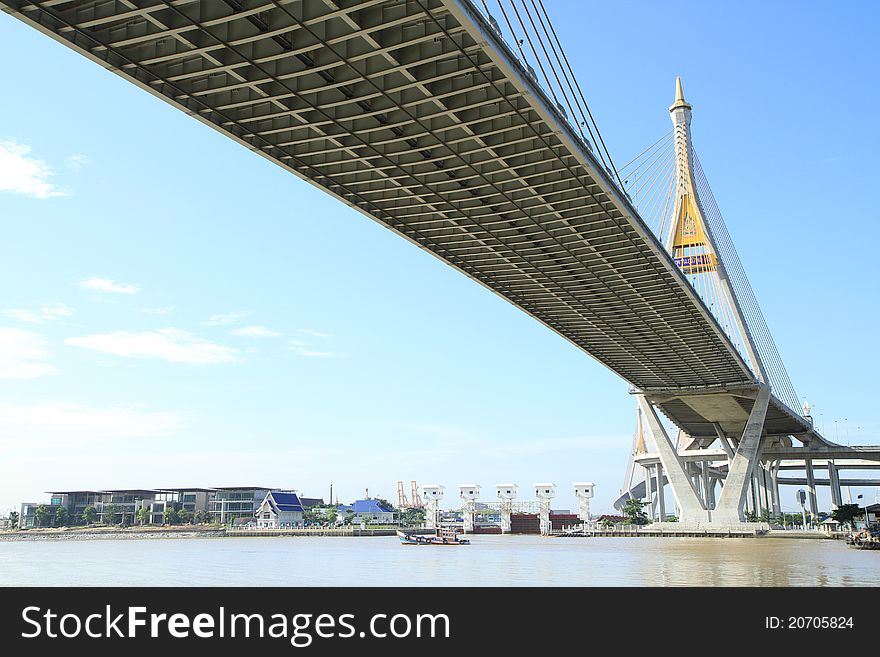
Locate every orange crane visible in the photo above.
<box><xmin>410</xmin><ymin>480</ymin><xmax>424</xmax><ymax>509</ymax></box>
<box><xmin>397</xmin><ymin>481</ymin><xmax>409</xmax><ymax>509</ymax></box>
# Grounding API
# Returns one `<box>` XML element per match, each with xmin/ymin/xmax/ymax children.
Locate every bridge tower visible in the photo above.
<box><xmin>631</xmin><ymin>78</ymin><xmax>773</xmax><ymax>525</ymax></box>
<box><xmin>496</xmin><ymin>484</ymin><xmax>518</xmax><ymax>534</ymax></box>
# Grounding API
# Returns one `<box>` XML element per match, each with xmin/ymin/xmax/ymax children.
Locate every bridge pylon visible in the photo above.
<box><xmin>624</xmin><ymin>78</ymin><xmax>777</xmax><ymax>525</ymax></box>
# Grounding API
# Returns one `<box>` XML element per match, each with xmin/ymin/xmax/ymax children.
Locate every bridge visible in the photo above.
<box><xmin>4</xmin><ymin>0</ymin><xmax>875</xmax><ymax>524</ymax></box>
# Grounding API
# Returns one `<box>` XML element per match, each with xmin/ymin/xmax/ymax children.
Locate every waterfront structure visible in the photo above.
<box><xmin>496</xmin><ymin>484</ymin><xmax>518</xmax><ymax>534</ymax></box>
<box><xmin>458</xmin><ymin>484</ymin><xmax>481</xmax><ymax>534</ymax></box>
<box><xmin>6</xmin><ymin>1</ymin><xmax>879</xmax><ymax>526</ymax></box>
<box><xmin>336</xmin><ymin>500</ymin><xmax>395</xmax><ymax>526</ymax></box>
<box><xmin>421</xmin><ymin>485</ymin><xmax>445</xmax><ymax>530</ymax></box>
<box><xmin>255</xmin><ymin>491</ymin><xmax>305</xmax><ymax>528</ymax></box>
<box><xmin>19</xmin><ymin>502</ymin><xmax>58</xmax><ymax>529</ymax></box>
<box><xmin>21</xmin><ymin>486</ymin><xmax>318</xmax><ymax>526</ymax></box>
<box><xmin>573</xmin><ymin>483</ymin><xmax>595</xmax><ymax>523</ymax></box>
<box><xmin>534</xmin><ymin>483</ymin><xmax>557</xmax><ymax>536</ymax></box>
<box><xmin>209</xmin><ymin>487</ymin><xmax>275</xmax><ymax>524</ymax></box>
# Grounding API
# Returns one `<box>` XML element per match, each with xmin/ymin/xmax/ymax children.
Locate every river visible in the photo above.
<box><xmin>1</xmin><ymin>535</ymin><xmax>877</xmax><ymax>586</ymax></box>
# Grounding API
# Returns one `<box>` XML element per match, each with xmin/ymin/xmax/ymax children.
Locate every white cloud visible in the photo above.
<box><xmin>64</xmin><ymin>328</ymin><xmax>241</xmax><ymax>364</ymax></box>
<box><xmin>3</xmin><ymin>309</ymin><xmax>39</xmax><ymax>323</ymax></box>
<box><xmin>0</xmin><ymin>140</ymin><xmax>66</xmax><ymax>199</ymax></box>
<box><xmin>3</xmin><ymin>304</ymin><xmax>73</xmax><ymax>323</ymax></box>
<box><xmin>297</xmin><ymin>328</ymin><xmax>332</xmax><ymax>338</ymax></box>
<box><xmin>64</xmin><ymin>154</ymin><xmax>91</xmax><ymax>172</ymax></box>
<box><xmin>297</xmin><ymin>349</ymin><xmax>345</xmax><ymax>359</ymax></box>
<box><xmin>0</xmin><ymin>328</ymin><xmax>56</xmax><ymax>379</ymax></box>
<box><xmin>0</xmin><ymin>400</ymin><xmax>181</xmax><ymax>446</ymax></box>
<box><xmin>41</xmin><ymin>304</ymin><xmax>73</xmax><ymax>320</ymax></box>
<box><xmin>202</xmin><ymin>311</ymin><xmax>250</xmax><ymax>326</ymax></box>
<box><xmin>79</xmin><ymin>277</ymin><xmax>140</xmax><ymax>294</ymax></box>
<box><xmin>135</xmin><ymin>306</ymin><xmax>175</xmax><ymax>315</ymax></box>
<box><xmin>231</xmin><ymin>325</ymin><xmax>280</xmax><ymax>338</ymax></box>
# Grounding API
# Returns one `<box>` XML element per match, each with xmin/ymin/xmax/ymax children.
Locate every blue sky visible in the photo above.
<box><xmin>1</xmin><ymin>1</ymin><xmax>878</xmax><ymax>515</ymax></box>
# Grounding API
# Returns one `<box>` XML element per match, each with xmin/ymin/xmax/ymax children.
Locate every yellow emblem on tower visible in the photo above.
<box><xmin>668</xmin><ymin>77</ymin><xmax>717</xmax><ymax>275</ymax></box>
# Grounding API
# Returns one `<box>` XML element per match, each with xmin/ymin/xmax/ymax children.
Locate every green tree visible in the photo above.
<box><xmin>54</xmin><ymin>506</ymin><xmax>68</xmax><ymax>527</ymax></box>
<box><xmin>34</xmin><ymin>504</ymin><xmax>49</xmax><ymax>528</ymax></box>
<box><xmin>81</xmin><ymin>506</ymin><xmax>97</xmax><ymax>525</ymax></box>
<box><xmin>163</xmin><ymin>506</ymin><xmax>178</xmax><ymax>525</ymax></box>
<box><xmin>136</xmin><ymin>506</ymin><xmax>151</xmax><ymax>525</ymax></box>
<box><xmin>622</xmin><ymin>498</ymin><xmax>650</xmax><ymax>525</ymax></box>
<box><xmin>103</xmin><ymin>504</ymin><xmax>118</xmax><ymax>525</ymax></box>
<box><xmin>831</xmin><ymin>504</ymin><xmax>861</xmax><ymax>530</ymax></box>
<box><xmin>177</xmin><ymin>509</ymin><xmax>192</xmax><ymax>525</ymax></box>
<box><xmin>400</xmin><ymin>507</ymin><xmax>426</xmax><ymax>527</ymax></box>
<box><xmin>8</xmin><ymin>511</ymin><xmax>19</xmax><ymax>530</ymax></box>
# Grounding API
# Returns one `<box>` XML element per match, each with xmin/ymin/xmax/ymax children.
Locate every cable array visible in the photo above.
<box><xmin>692</xmin><ymin>149</ymin><xmax>801</xmax><ymax>414</ymax></box>
<box><xmin>619</xmin><ymin>133</ymin><xmax>801</xmax><ymax>415</ymax></box>
<box><xmin>476</xmin><ymin>0</ymin><xmax>623</xmax><ymax>187</ymax></box>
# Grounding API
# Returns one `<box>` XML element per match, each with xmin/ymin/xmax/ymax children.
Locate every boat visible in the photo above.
<box><xmin>845</xmin><ymin>523</ymin><xmax>880</xmax><ymax>550</ymax></box>
<box><xmin>396</xmin><ymin>527</ymin><xmax>470</xmax><ymax>546</ymax></box>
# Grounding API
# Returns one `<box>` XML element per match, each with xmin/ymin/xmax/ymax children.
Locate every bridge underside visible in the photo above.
<box><xmin>2</xmin><ymin>0</ymin><xmax>770</xmax><ymax>401</ymax></box>
<box><xmin>653</xmin><ymin>388</ymin><xmax>811</xmax><ymax>439</ymax></box>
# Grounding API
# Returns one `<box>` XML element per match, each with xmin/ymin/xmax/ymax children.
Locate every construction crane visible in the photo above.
<box><xmin>410</xmin><ymin>481</ymin><xmax>424</xmax><ymax>509</ymax></box>
<box><xmin>396</xmin><ymin>481</ymin><xmax>409</xmax><ymax>509</ymax></box>
<box><xmin>397</xmin><ymin>480</ymin><xmax>425</xmax><ymax>509</ymax></box>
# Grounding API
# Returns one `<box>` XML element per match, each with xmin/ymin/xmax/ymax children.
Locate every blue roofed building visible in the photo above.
<box><xmin>255</xmin><ymin>491</ymin><xmax>305</xmax><ymax>528</ymax></box>
<box><xmin>337</xmin><ymin>499</ymin><xmax>395</xmax><ymax>526</ymax></box>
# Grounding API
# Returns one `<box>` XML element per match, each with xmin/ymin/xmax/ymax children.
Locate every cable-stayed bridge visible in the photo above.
<box><xmin>4</xmin><ymin>0</ymin><xmax>876</xmax><ymax>523</ymax></box>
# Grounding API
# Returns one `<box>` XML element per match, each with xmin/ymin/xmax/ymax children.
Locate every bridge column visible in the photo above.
<box><xmin>770</xmin><ymin>462</ymin><xmax>781</xmax><ymax>517</ymax></box>
<box><xmin>636</xmin><ymin>395</ymin><xmax>707</xmax><ymax>522</ymax></box>
<box><xmin>759</xmin><ymin>461</ymin><xmax>770</xmax><ymax>514</ymax></box>
<box><xmin>713</xmin><ymin>387</ymin><xmax>771</xmax><ymax>523</ymax></box>
<box><xmin>828</xmin><ymin>461</ymin><xmax>843</xmax><ymax>509</ymax></box>
<box><xmin>754</xmin><ymin>468</ymin><xmax>765</xmax><ymax>516</ymax></box>
<box><xmin>656</xmin><ymin>463</ymin><xmax>666</xmax><ymax>521</ymax></box>
<box><xmin>701</xmin><ymin>463</ymin><xmax>711</xmax><ymax>510</ymax></box>
<box><xmin>804</xmin><ymin>457</ymin><xmax>818</xmax><ymax>521</ymax></box>
<box><xmin>706</xmin><ymin>476</ymin><xmax>716</xmax><ymax>509</ymax></box>
<box><xmin>644</xmin><ymin>463</ymin><xmax>655</xmax><ymax>520</ymax></box>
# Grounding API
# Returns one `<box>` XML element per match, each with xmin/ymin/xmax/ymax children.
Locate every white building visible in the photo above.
<box><xmin>255</xmin><ymin>491</ymin><xmax>305</xmax><ymax>528</ymax></box>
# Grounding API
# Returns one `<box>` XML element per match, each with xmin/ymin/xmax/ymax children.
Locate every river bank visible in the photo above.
<box><xmin>0</xmin><ymin>526</ymin><xmax>426</xmax><ymax>541</ymax></box>
<box><xmin>0</xmin><ymin>526</ymin><xmax>227</xmax><ymax>541</ymax></box>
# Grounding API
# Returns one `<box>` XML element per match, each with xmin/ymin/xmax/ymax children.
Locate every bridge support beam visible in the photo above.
<box><xmin>656</xmin><ymin>463</ymin><xmax>666</xmax><ymax>521</ymax></box>
<box><xmin>636</xmin><ymin>395</ymin><xmax>707</xmax><ymax>522</ymax></box>
<box><xmin>805</xmin><ymin>457</ymin><xmax>818</xmax><ymax>520</ymax></box>
<box><xmin>770</xmin><ymin>462</ymin><xmax>781</xmax><ymax>516</ymax></box>
<box><xmin>701</xmin><ymin>463</ymin><xmax>712</xmax><ymax>510</ymax></box>
<box><xmin>713</xmin><ymin>386</ymin><xmax>771</xmax><ymax>523</ymax></box>
<box><xmin>828</xmin><ymin>461</ymin><xmax>843</xmax><ymax>509</ymax></box>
